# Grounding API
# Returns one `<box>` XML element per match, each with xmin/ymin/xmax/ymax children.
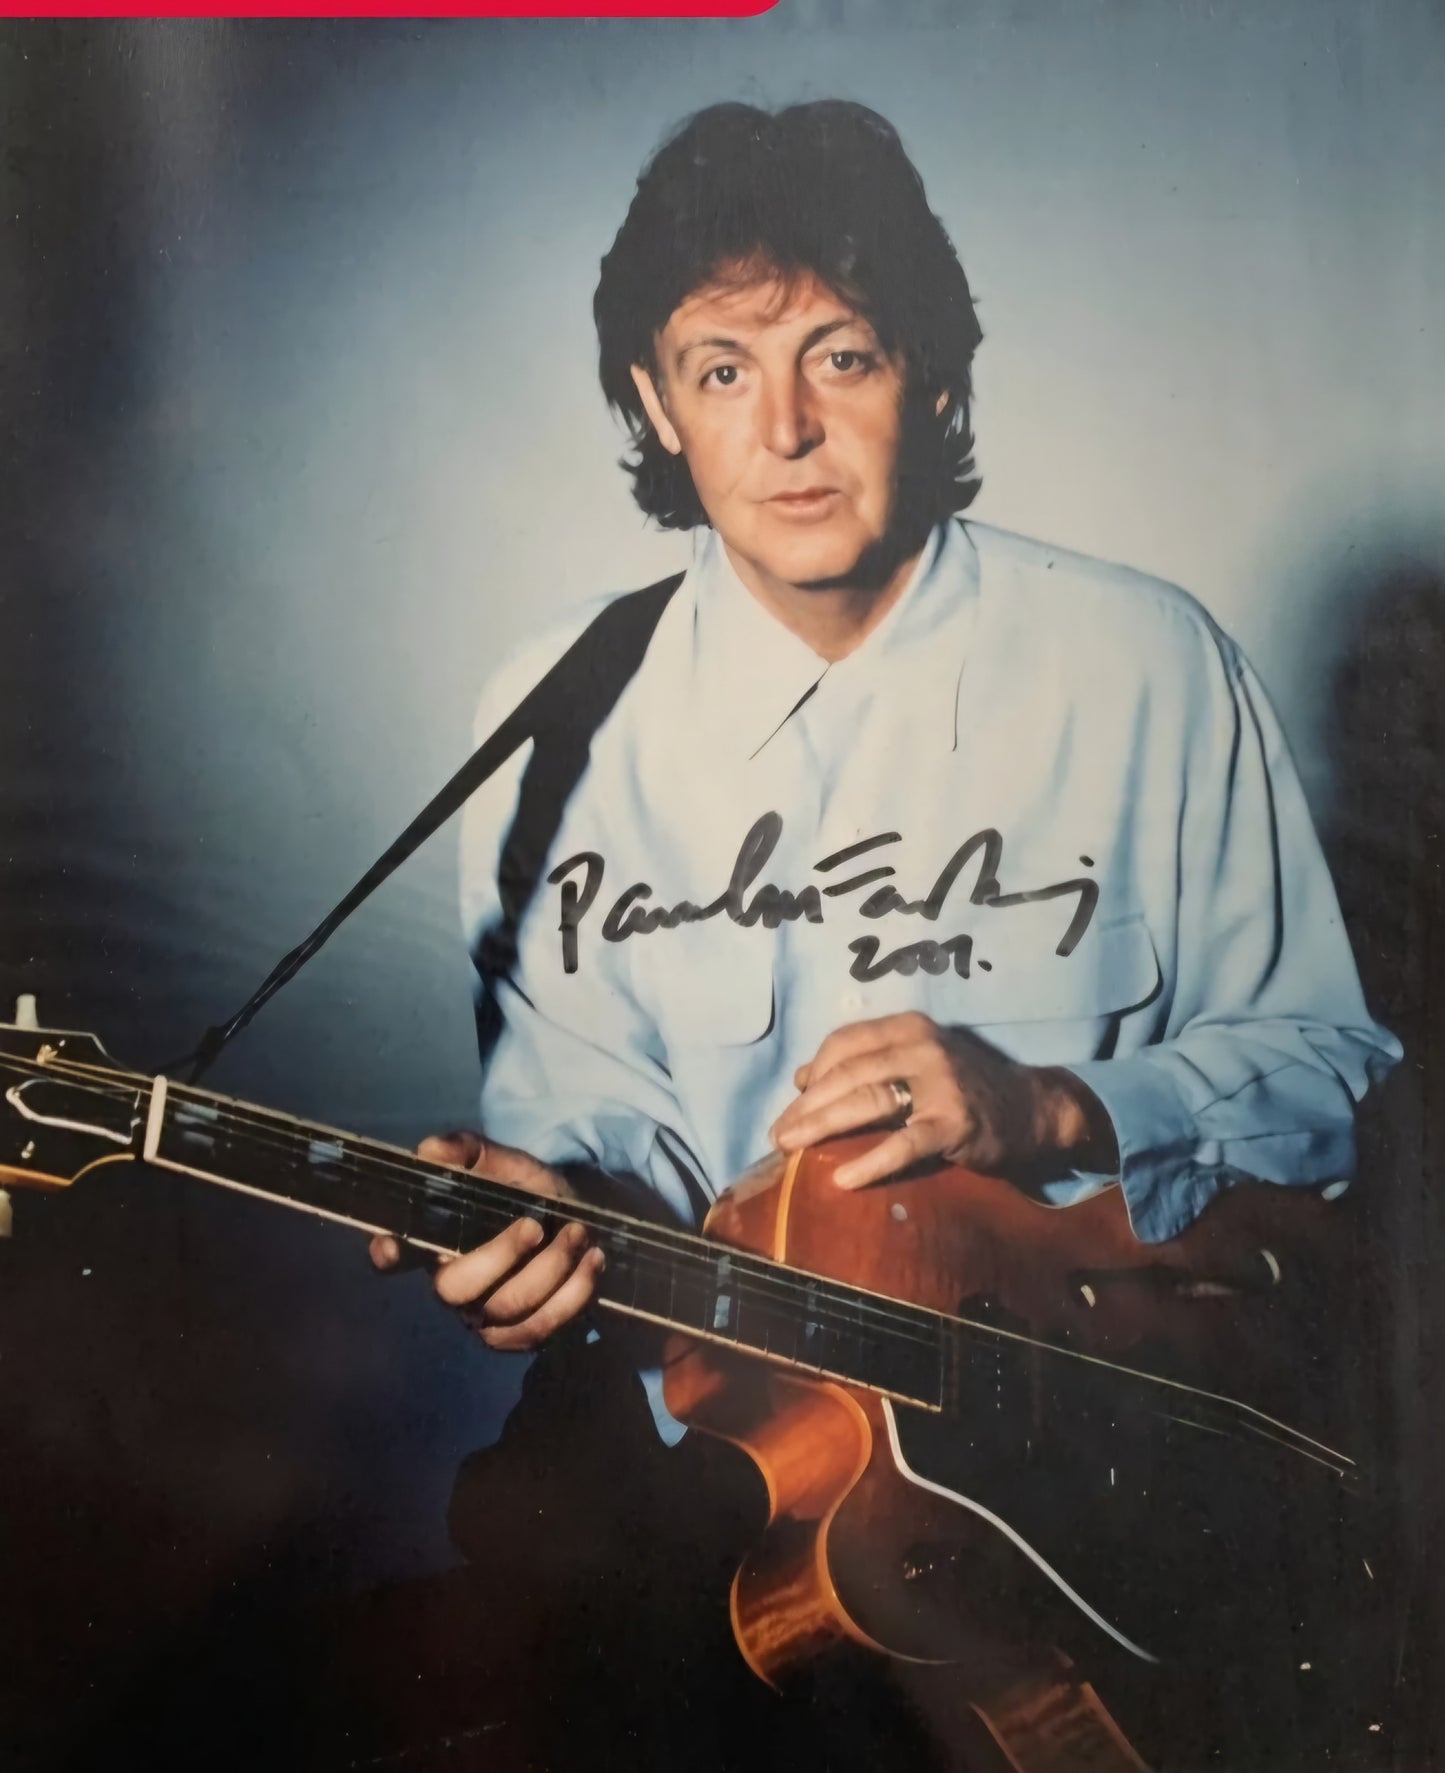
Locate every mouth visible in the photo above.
<box><xmin>766</xmin><ymin>487</ymin><xmax>841</xmax><ymax>515</ymax></box>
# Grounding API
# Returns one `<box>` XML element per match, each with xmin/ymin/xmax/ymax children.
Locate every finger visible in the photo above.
<box><xmin>833</xmin><ymin>1121</ymin><xmax>944</xmax><ymax>1191</ymax></box>
<box><xmin>775</xmin><ymin>1037</ymin><xmax>937</xmax><ymax>1126</ymax></box>
<box><xmin>480</xmin><ymin>1246</ymin><xmax>606</xmax><ymax>1353</ymax></box>
<box><xmin>773</xmin><ymin>1041</ymin><xmax>937</xmax><ymax>1145</ymax></box>
<box><xmin>466</xmin><ymin>1137</ymin><xmax>577</xmax><ymax>1201</ymax></box>
<box><xmin>417</xmin><ymin>1131</ymin><xmax>486</xmax><ymax>1170</ymax></box>
<box><xmin>432</xmin><ymin>1216</ymin><xmax>547</xmax><ymax>1306</ymax></box>
<box><xmin>481</xmin><ymin>1222</ymin><xmax>595</xmax><ymax>1327</ymax></box>
<box><xmin>775</xmin><ymin>1076</ymin><xmax>927</xmax><ymax>1152</ymax></box>
<box><xmin>803</xmin><ymin>1012</ymin><xmax>936</xmax><ymax>1087</ymax></box>
<box><xmin>370</xmin><ymin>1234</ymin><xmax>439</xmax><ymax>1274</ymax></box>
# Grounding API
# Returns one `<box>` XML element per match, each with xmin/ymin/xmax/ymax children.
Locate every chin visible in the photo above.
<box><xmin>754</xmin><ymin>522</ymin><xmax>880</xmax><ymax>590</ymax></box>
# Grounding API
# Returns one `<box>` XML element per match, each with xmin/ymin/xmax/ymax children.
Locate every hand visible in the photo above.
<box><xmin>369</xmin><ymin>1132</ymin><xmax>605</xmax><ymax>1351</ymax></box>
<box><xmin>768</xmin><ymin>1012</ymin><xmax>1118</xmax><ymax>1192</ymax></box>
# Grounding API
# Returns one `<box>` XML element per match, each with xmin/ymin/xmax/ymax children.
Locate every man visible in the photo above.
<box><xmin>375</xmin><ymin>95</ymin><xmax>1394</xmax><ymax>1337</ymax></box>
<box><xmin>371</xmin><ymin>100</ymin><xmax>1398</xmax><ymax>1765</ymax></box>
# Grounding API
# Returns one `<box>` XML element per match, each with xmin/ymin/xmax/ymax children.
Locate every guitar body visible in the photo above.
<box><xmin>663</xmin><ymin>1339</ymin><xmax>1049</xmax><ymax>1686</ymax></box>
<box><xmin>663</xmin><ymin>1134</ymin><xmax>1368</xmax><ymax>1712</ymax></box>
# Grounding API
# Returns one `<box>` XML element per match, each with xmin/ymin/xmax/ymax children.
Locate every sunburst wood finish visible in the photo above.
<box><xmin>703</xmin><ymin>1133</ymin><xmax>1343</xmax><ymax>1378</ymax></box>
<box><xmin>663</xmin><ymin>1132</ymin><xmax>1350</xmax><ymax>1740</ymax></box>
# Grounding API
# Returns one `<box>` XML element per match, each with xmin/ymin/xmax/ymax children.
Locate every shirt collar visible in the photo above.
<box><xmin>686</xmin><ymin>519</ymin><xmax>980</xmax><ymax>759</ymax></box>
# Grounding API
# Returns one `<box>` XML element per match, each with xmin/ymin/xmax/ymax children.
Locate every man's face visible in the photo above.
<box><xmin>630</xmin><ymin>270</ymin><xmax>911</xmax><ymax>593</ymax></box>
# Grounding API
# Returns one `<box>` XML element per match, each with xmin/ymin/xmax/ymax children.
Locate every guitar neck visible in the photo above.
<box><xmin>0</xmin><ymin>1030</ymin><xmax>1359</xmax><ymax>1480</ymax></box>
<box><xmin>142</xmin><ymin>1076</ymin><xmax>951</xmax><ymax>1409</ymax></box>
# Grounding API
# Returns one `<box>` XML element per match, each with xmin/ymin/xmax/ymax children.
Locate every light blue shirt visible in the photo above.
<box><xmin>461</xmin><ymin>516</ymin><xmax>1399</xmax><ymax>1293</ymax></box>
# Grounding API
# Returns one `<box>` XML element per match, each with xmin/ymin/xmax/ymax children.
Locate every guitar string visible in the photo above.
<box><xmin>8</xmin><ymin>1048</ymin><xmax>1205</xmax><ymax>1428</ymax></box>
<box><xmin>0</xmin><ymin>1045</ymin><xmax>1354</xmax><ymax>1466</ymax></box>
<box><xmin>207</xmin><ymin>1106</ymin><xmax>951</xmax><ymax>1366</ymax></box>
<box><xmin>15</xmin><ymin>1051</ymin><xmax>1269</xmax><ymax>1422</ymax></box>
<box><xmin>0</xmin><ymin>1045</ymin><xmax>945</xmax><ymax>1343</ymax></box>
<box><xmin>0</xmin><ymin>1045</ymin><xmax>948</xmax><ymax>1345</ymax></box>
<box><xmin>129</xmin><ymin>1099</ymin><xmax>1305</xmax><ymax>1455</ymax></box>
<box><xmin>0</xmin><ymin>1047</ymin><xmax>1335</xmax><ymax>1415</ymax></box>
<box><xmin>0</xmin><ymin>1049</ymin><xmax>952</xmax><ymax>1367</ymax></box>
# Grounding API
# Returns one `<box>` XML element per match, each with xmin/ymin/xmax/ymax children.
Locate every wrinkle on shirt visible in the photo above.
<box><xmin>462</xmin><ymin>518</ymin><xmax>1399</xmax><ymax>1258</ymax></box>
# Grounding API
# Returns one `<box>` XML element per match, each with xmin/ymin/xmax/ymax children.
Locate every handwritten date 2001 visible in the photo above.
<box><xmin>543</xmin><ymin>814</ymin><xmax>1097</xmax><ymax>983</ymax></box>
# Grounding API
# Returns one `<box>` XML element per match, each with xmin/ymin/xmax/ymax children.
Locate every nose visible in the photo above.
<box><xmin>757</xmin><ymin>369</ymin><xmax>821</xmax><ymax>459</ymax></box>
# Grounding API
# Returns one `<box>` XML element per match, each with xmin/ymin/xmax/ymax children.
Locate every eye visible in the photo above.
<box><xmin>823</xmin><ymin>348</ymin><xmax>877</xmax><ymax>377</ymax></box>
<box><xmin>702</xmin><ymin>363</ymin><xmax>741</xmax><ymax>389</ymax></box>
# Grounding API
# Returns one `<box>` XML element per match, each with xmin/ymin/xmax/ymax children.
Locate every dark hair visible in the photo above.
<box><xmin>594</xmin><ymin>100</ymin><xmax>983</xmax><ymax>532</ymax></box>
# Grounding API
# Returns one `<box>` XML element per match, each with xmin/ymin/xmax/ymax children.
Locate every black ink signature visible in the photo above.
<box><xmin>846</xmin><ymin>933</ymin><xmax>983</xmax><ymax>981</ymax></box>
<box><xmin>546</xmin><ymin>814</ymin><xmax>1097</xmax><ymax>978</ymax></box>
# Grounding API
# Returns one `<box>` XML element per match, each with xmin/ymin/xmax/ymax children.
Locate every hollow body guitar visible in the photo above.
<box><xmin>667</xmin><ymin>1136</ymin><xmax>1363</xmax><ymax>1697</ymax></box>
<box><xmin>0</xmin><ymin>1021</ymin><xmax>1369</xmax><ymax>1767</ymax></box>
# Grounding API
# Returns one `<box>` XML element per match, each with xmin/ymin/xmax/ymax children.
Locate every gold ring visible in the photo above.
<box><xmin>886</xmin><ymin>1078</ymin><xmax>913</xmax><ymax>1123</ymax></box>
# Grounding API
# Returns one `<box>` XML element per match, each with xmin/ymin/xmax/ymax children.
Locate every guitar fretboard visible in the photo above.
<box><xmin>148</xmin><ymin>1078</ymin><xmax>953</xmax><ymax>1408</ymax></box>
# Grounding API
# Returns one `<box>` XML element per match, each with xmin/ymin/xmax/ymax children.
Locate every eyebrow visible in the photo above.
<box><xmin>675</xmin><ymin>335</ymin><xmax>745</xmax><ymax>367</ymax></box>
<box><xmin>673</xmin><ymin>316</ymin><xmax>869</xmax><ymax>369</ymax></box>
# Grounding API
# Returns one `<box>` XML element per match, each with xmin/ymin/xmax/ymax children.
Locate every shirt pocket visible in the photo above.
<box><xmin>973</xmin><ymin>911</ymin><xmax>1159</xmax><ymax>1021</ymax></box>
<box><xmin>908</xmin><ymin>910</ymin><xmax>1162</xmax><ymax>1061</ymax></box>
<box><xmin>642</xmin><ymin>924</ymin><xmax>776</xmax><ymax>1050</ymax></box>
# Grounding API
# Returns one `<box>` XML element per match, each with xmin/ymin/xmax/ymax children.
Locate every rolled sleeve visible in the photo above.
<box><xmin>1064</xmin><ymin>1052</ymin><xmax>1213</xmax><ymax>1242</ymax></box>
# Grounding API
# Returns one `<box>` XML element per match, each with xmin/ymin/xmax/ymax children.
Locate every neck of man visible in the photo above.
<box><xmin>721</xmin><ymin>527</ymin><xmax>931</xmax><ymax>665</ymax></box>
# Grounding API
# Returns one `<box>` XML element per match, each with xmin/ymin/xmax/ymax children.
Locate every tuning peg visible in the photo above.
<box><xmin>0</xmin><ymin>1190</ymin><xmax>11</xmax><ymax>1238</ymax></box>
<box><xmin>14</xmin><ymin>995</ymin><xmax>38</xmax><ymax>1031</ymax></box>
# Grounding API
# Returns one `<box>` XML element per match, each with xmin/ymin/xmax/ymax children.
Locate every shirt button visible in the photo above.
<box><xmin>841</xmin><ymin>992</ymin><xmax>863</xmax><ymax>1016</ymax></box>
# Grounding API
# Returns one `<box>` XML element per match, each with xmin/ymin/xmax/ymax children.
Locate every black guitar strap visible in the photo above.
<box><xmin>181</xmin><ymin>572</ymin><xmax>684</xmax><ymax>1083</ymax></box>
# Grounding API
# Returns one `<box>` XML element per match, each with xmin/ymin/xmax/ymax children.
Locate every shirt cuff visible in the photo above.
<box><xmin>1062</xmin><ymin>1055</ymin><xmax>1220</xmax><ymax>1244</ymax></box>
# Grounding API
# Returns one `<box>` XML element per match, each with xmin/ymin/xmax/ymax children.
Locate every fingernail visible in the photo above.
<box><xmin>590</xmin><ymin>1247</ymin><xmax>606</xmax><ymax>1273</ymax></box>
<box><xmin>833</xmin><ymin>1167</ymin><xmax>856</xmax><ymax>1190</ymax></box>
<box><xmin>521</xmin><ymin>1217</ymin><xmax>544</xmax><ymax>1245</ymax></box>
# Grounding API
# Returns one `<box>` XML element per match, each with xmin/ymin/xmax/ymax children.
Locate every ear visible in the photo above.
<box><xmin>934</xmin><ymin>388</ymin><xmax>951</xmax><ymax>419</ymax></box>
<box><xmin>630</xmin><ymin>363</ymin><xmax>683</xmax><ymax>457</ymax></box>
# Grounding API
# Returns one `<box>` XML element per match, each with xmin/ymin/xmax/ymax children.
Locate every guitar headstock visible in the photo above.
<box><xmin>0</xmin><ymin>1003</ymin><xmax>147</xmax><ymax>1203</ymax></box>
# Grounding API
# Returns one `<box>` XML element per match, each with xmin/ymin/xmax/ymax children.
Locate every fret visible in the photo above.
<box><xmin>766</xmin><ymin>1289</ymin><xmax>804</xmax><ymax>1368</ymax></box>
<box><xmin>941</xmin><ymin>1315</ymin><xmax>965</xmax><ymax>1414</ymax></box>
<box><xmin>609</xmin><ymin>1225</ymin><xmax>642</xmax><ymax>1314</ymax></box>
<box><xmin>402</xmin><ymin>1182</ymin><xmax>470</xmax><ymax>1251</ymax></box>
<box><xmin>711</xmin><ymin>1253</ymin><xmax>737</xmax><ymax>1340</ymax></box>
<box><xmin>619</xmin><ymin>1232</ymin><xmax>680</xmax><ymax>1324</ymax></box>
<box><xmin>799</xmin><ymin>1295</ymin><xmax>827</xmax><ymax>1374</ymax></box>
<box><xmin>857</xmin><ymin>1310</ymin><xmax>943</xmax><ymax>1407</ymax></box>
<box><xmin>733</xmin><ymin>1276</ymin><xmax>803</xmax><ymax>1364</ymax></box>
<box><xmin>442</xmin><ymin>1173</ymin><xmax>543</xmax><ymax>1246</ymax></box>
<box><xmin>828</xmin><ymin>1319</ymin><xmax>873</xmax><ymax>1389</ymax></box>
<box><xmin>664</xmin><ymin>1257</ymin><xmax>717</xmax><ymax>1336</ymax></box>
